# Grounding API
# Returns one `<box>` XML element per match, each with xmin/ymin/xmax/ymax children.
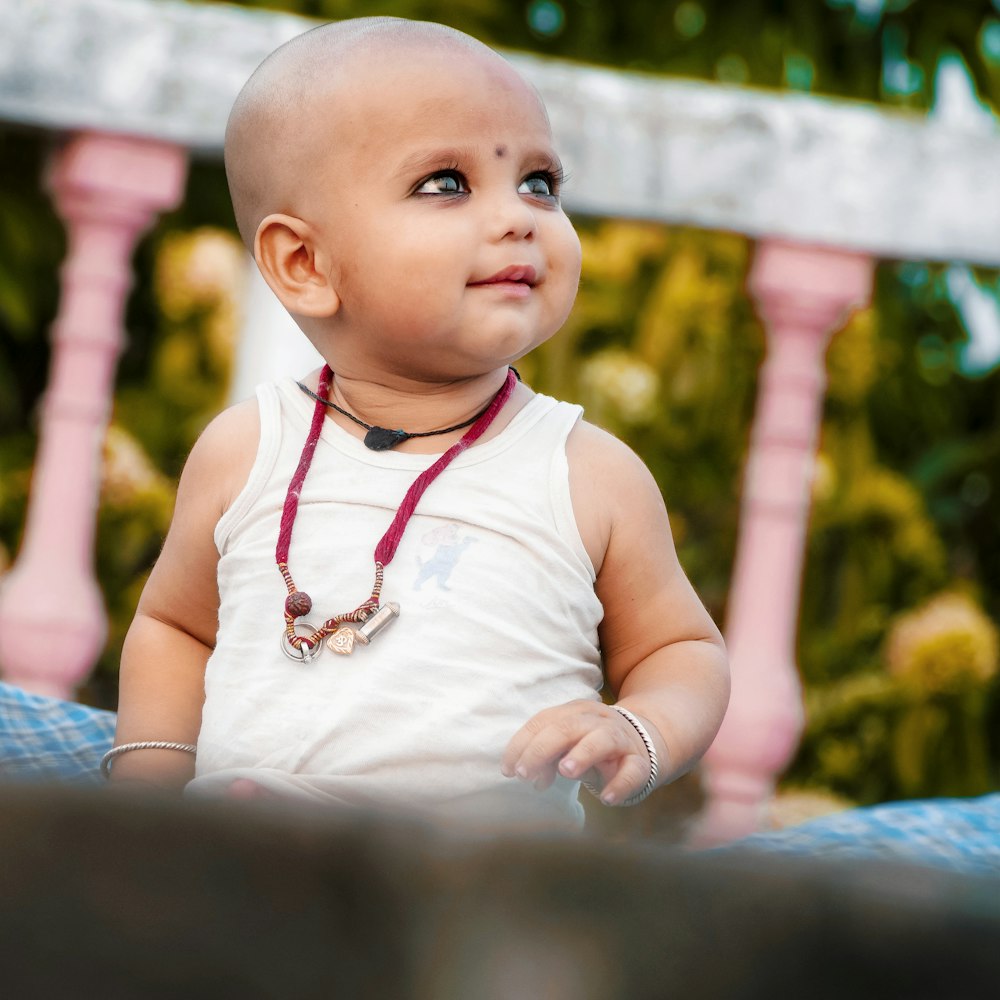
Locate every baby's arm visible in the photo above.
<box><xmin>502</xmin><ymin>421</ymin><xmax>730</xmax><ymax>806</ymax></box>
<box><xmin>109</xmin><ymin>401</ymin><xmax>259</xmax><ymax>789</ymax></box>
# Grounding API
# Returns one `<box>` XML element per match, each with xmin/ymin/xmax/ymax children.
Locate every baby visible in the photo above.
<box><xmin>109</xmin><ymin>17</ymin><xmax>729</xmax><ymax>830</ymax></box>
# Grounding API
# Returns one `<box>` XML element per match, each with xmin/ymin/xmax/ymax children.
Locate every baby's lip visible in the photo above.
<box><xmin>469</xmin><ymin>265</ymin><xmax>538</xmax><ymax>287</ymax></box>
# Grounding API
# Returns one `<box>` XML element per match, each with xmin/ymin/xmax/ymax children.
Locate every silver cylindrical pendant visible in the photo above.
<box><xmin>354</xmin><ymin>602</ymin><xmax>400</xmax><ymax>644</ymax></box>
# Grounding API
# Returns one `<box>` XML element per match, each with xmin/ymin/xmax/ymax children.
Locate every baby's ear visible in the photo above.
<box><xmin>254</xmin><ymin>214</ymin><xmax>340</xmax><ymax>318</ymax></box>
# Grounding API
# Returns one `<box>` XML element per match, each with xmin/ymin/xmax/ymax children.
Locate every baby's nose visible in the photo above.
<box><xmin>489</xmin><ymin>193</ymin><xmax>537</xmax><ymax>242</ymax></box>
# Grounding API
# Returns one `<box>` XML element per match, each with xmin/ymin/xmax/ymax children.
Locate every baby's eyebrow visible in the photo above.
<box><xmin>528</xmin><ymin>149</ymin><xmax>565</xmax><ymax>172</ymax></box>
<box><xmin>393</xmin><ymin>145</ymin><xmax>563</xmax><ymax>179</ymax></box>
<box><xmin>394</xmin><ymin>147</ymin><xmax>474</xmax><ymax>179</ymax></box>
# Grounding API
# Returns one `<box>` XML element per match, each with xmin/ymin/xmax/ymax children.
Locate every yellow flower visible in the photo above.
<box><xmin>155</xmin><ymin>228</ymin><xmax>246</xmax><ymax>321</ymax></box>
<box><xmin>886</xmin><ymin>593</ymin><xmax>999</xmax><ymax>695</ymax></box>
<box><xmin>826</xmin><ymin>307</ymin><xmax>878</xmax><ymax>405</ymax></box>
<box><xmin>811</xmin><ymin>451</ymin><xmax>836</xmax><ymax>503</ymax></box>
<box><xmin>101</xmin><ymin>425</ymin><xmax>170</xmax><ymax>507</ymax></box>
<box><xmin>579</xmin><ymin>222</ymin><xmax>667</xmax><ymax>284</ymax></box>
<box><xmin>580</xmin><ymin>349</ymin><xmax>660</xmax><ymax>425</ymax></box>
<box><xmin>817</xmin><ymin>738</ymin><xmax>862</xmax><ymax>781</ymax></box>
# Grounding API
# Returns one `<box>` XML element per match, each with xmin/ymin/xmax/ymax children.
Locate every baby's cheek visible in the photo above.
<box><xmin>554</xmin><ymin>225</ymin><xmax>582</xmax><ymax>284</ymax></box>
<box><xmin>550</xmin><ymin>230</ymin><xmax>583</xmax><ymax>316</ymax></box>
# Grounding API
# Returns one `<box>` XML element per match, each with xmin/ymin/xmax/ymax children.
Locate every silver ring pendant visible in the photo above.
<box><xmin>280</xmin><ymin>623</ymin><xmax>324</xmax><ymax>663</ymax></box>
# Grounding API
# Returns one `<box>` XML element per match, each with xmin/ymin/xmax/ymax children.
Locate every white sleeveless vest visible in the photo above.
<box><xmin>187</xmin><ymin>379</ymin><xmax>604</xmax><ymax>829</ymax></box>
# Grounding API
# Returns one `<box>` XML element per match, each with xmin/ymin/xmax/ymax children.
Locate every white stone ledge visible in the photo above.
<box><xmin>3</xmin><ymin>0</ymin><xmax>999</xmax><ymax>264</ymax></box>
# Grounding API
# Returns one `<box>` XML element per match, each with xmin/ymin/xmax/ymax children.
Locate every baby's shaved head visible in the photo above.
<box><xmin>225</xmin><ymin>18</ymin><xmax>509</xmax><ymax>249</ymax></box>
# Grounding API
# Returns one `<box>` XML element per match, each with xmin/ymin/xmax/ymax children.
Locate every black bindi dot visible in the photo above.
<box><xmin>494</xmin><ymin>145</ymin><xmax>506</xmax><ymax>158</ymax></box>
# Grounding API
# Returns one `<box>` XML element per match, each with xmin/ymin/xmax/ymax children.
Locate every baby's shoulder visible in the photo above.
<box><xmin>566</xmin><ymin>417</ymin><xmax>656</xmax><ymax>489</ymax></box>
<box><xmin>565</xmin><ymin>418</ymin><xmax>665</xmax><ymax>574</ymax></box>
<box><xmin>190</xmin><ymin>396</ymin><xmax>260</xmax><ymax>463</ymax></box>
<box><xmin>180</xmin><ymin>397</ymin><xmax>261</xmax><ymax>514</ymax></box>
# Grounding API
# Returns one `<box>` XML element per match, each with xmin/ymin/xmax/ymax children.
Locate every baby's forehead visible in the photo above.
<box><xmin>314</xmin><ymin>46</ymin><xmax>549</xmax><ymax>142</ymax></box>
<box><xmin>330</xmin><ymin>41</ymin><xmax>537</xmax><ymax>106</ymax></box>
<box><xmin>283</xmin><ymin>25</ymin><xmax>514</xmax><ymax>95</ymax></box>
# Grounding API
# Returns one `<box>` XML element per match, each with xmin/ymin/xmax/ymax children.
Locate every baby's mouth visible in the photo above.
<box><xmin>469</xmin><ymin>265</ymin><xmax>538</xmax><ymax>288</ymax></box>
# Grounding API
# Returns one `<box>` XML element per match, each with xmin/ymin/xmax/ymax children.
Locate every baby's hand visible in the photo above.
<box><xmin>501</xmin><ymin>700</ymin><xmax>658</xmax><ymax>806</ymax></box>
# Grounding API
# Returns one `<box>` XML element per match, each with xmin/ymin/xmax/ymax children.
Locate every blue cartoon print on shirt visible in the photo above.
<box><xmin>414</xmin><ymin>523</ymin><xmax>477</xmax><ymax>591</ymax></box>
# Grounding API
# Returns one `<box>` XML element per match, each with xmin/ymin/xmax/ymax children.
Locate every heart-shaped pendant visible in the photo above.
<box><xmin>327</xmin><ymin>627</ymin><xmax>356</xmax><ymax>655</ymax></box>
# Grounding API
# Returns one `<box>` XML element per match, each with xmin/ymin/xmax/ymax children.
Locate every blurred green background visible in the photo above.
<box><xmin>1</xmin><ymin>0</ymin><xmax>999</xmax><ymax>817</ymax></box>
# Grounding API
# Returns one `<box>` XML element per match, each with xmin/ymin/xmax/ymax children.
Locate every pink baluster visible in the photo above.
<box><xmin>694</xmin><ymin>239</ymin><xmax>875</xmax><ymax>846</ymax></box>
<box><xmin>0</xmin><ymin>132</ymin><xmax>187</xmax><ymax>699</ymax></box>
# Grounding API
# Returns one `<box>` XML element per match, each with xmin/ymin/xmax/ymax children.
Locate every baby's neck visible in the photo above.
<box><xmin>317</xmin><ymin>367</ymin><xmax>524</xmax><ymax>454</ymax></box>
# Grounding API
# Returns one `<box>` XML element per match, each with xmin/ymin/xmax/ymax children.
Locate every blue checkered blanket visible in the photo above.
<box><xmin>0</xmin><ymin>681</ymin><xmax>114</xmax><ymax>784</ymax></box>
<box><xmin>2</xmin><ymin>680</ymin><xmax>999</xmax><ymax>875</ymax></box>
<box><xmin>731</xmin><ymin>795</ymin><xmax>1000</xmax><ymax>876</ymax></box>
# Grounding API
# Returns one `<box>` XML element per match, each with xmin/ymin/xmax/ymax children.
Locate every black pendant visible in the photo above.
<box><xmin>364</xmin><ymin>426</ymin><xmax>409</xmax><ymax>451</ymax></box>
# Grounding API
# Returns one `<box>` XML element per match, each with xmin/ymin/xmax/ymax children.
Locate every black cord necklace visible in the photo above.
<box><xmin>296</xmin><ymin>368</ymin><xmax>520</xmax><ymax>452</ymax></box>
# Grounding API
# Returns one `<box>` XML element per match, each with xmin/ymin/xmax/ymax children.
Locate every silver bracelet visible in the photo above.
<box><xmin>583</xmin><ymin>706</ymin><xmax>660</xmax><ymax>807</ymax></box>
<box><xmin>100</xmin><ymin>741</ymin><xmax>197</xmax><ymax>779</ymax></box>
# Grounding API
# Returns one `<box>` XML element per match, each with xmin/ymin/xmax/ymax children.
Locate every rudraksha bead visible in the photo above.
<box><xmin>284</xmin><ymin>591</ymin><xmax>313</xmax><ymax>618</ymax></box>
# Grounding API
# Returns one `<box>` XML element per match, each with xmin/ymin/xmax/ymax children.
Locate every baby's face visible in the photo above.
<box><xmin>303</xmin><ymin>48</ymin><xmax>582</xmax><ymax>381</ymax></box>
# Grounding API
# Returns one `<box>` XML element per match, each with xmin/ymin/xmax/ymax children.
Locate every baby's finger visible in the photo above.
<box><xmin>507</xmin><ymin>728</ymin><xmax>579</xmax><ymax>783</ymax></box>
<box><xmin>501</xmin><ymin>702</ymin><xmax>599</xmax><ymax>779</ymax></box>
<box><xmin>531</xmin><ymin>760</ymin><xmax>562</xmax><ymax>792</ymax></box>
<box><xmin>590</xmin><ymin>753</ymin><xmax>651</xmax><ymax>807</ymax></box>
<box><xmin>503</xmin><ymin>713</ymin><xmax>597</xmax><ymax>783</ymax></box>
<box><xmin>226</xmin><ymin>778</ymin><xmax>277</xmax><ymax>800</ymax></box>
<box><xmin>555</xmin><ymin>723</ymin><xmax>635</xmax><ymax>781</ymax></box>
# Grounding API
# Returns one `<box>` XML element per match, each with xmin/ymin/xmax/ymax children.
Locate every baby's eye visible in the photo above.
<box><xmin>518</xmin><ymin>172</ymin><xmax>560</xmax><ymax>199</ymax></box>
<box><xmin>415</xmin><ymin>170</ymin><xmax>468</xmax><ymax>195</ymax></box>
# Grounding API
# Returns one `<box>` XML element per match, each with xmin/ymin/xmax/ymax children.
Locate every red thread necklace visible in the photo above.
<box><xmin>277</xmin><ymin>364</ymin><xmax>517</xmax><ymax>661</ymax></box>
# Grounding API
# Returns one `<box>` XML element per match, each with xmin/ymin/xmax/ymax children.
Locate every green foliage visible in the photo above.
<box><xmin>868</xmin><ymin>264</ymin><xmax>1000</xmax><ymax>623</ymax></box>
<box><xmin>85</xmin><ymin>446</ymin><xmax>176</xmax><ymax>710</ymax></box>
<box><xmin>788</xmin><ymin>590</ymin><xmax>999</xmax><ymax>802</ymax></box>
<box><xmin>117</xmin><ymin>229</ymin><xmax>241</xmax><ymax>476</ymax></box>
<box><xmin>799</xmin><ymin>306</ymin><xmax>950</xmax><ymax>687</ymax></box>
<box><xmin>789</xmin><ymin>672</ymin><xmax>997</xmax><ymax>803</ymax></box>
<box><xmin>0</xmin><ymin>132</ymin><xmax>64</xmax><ymax>433</ymax></box>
